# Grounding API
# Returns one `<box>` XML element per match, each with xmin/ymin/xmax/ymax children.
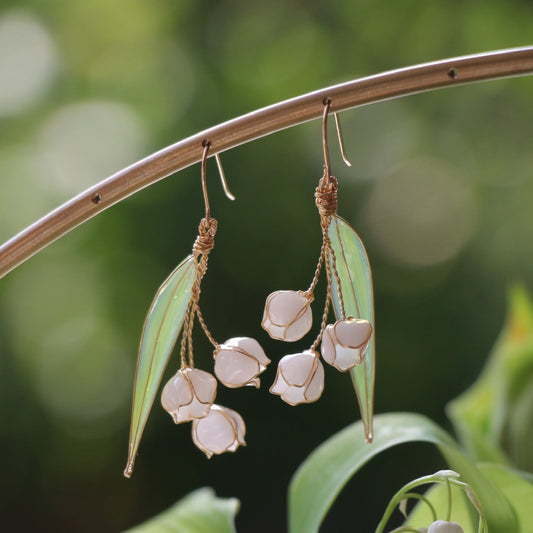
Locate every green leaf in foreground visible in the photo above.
<box><xmin>288</xmin><ymin>412</ymin><xmax>517</xmax><ymax>533</ymax></box>
<box><xmin>448</xmin><ymin>285</ymin><xmax>533</xmax><ymax>470</ymax></box>
<box><xmin>124</xmin><ymin>488</ymin><xmax>239</xmax><ymax>533</ymax></box>
<box><xmin>328</xmin><ymin>215</ymin><xmax>375</xmax><ymax>442</ymax></box>
<box><xmin>125</xmin><ymin>255</ymin><xmax>196</xmax><ymax>477</ymax></box>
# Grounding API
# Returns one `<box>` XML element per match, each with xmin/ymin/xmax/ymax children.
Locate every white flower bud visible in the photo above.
<box><xmin>161</xmin><ymin>368</ymin><xmax>217</xmax><ymax>424</ymax></box>
<box><xmin>214</xmin><ymin>337</ymin><xmax>271</xmax><ymax>388</ymax></box>
<box><xmin>427</xmin><ymin>521</ymin><xmax>464</xmax><ymax>533</ymax></box>
<box><xmin>321</xmin><ymin>318</ymin><xmax>372</xmax><ymax>372</ymax></box>
<box><xmin>435</xmin><ymin>470</ymin><xmax>460</xmax><ymax>479</ymax></box>
<box><xmin>270</xmin><ymin>350</ymin><xmax>324</xmax><ymax>405</ymax></box>
<box><xmin>192</xmin><ymin>404</ymin><xmax>246</xmax><ymax>458</ymax></box>
<box><xmin>262</xmin><ymin>290</ymin><xmax>313</xmax><ymax>342</ymax></box>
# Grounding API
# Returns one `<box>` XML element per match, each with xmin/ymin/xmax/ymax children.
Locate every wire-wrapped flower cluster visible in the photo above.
<box><xmin>150</xmin><ymin>142</ymin><xmax>273</xmax><ymax>461</ymax></box>
<box><xmin>262</xmin><ymin>172</ymin><xmax>373</xmax><ymax>405</ymax></box>
<box><xmin>159</xmin><ymin>213</ymin><xmax>270</xmax><ymax>459</ymax></box>
<box><xmin>160</xmin><ymin>332</ymin><xmax>269</xmax><ymax>458</ymax></box>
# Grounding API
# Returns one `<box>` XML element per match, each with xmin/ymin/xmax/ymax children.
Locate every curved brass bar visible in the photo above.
<box><xmin>1</xmin><ymin>46</ymin><xmax>533</xmax><ymax>278</ymax></box>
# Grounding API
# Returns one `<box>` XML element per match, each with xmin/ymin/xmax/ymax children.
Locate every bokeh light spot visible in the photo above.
<box><xmin>36</xmin><ymin>317</ymin><xmax>131</xmax><ymax>425</ymax></box>
<box><xmin>0</xmin><ymin>9</ymin><xmax>58</xmax><ymax>116</ymax></box>
<box><xmin>36</xmin><ymin>100</ymin><xmax>147</xmax><ymax>197</ymax></box>
<box><xmin>3</xmin><ymin>253</ymin><xmax>131</xmax><ymax>434</ymax></box>
<box><xmin>364</xmin><ymin>158</ymin><xmax>478</xmax><ymax>267</ymax></box>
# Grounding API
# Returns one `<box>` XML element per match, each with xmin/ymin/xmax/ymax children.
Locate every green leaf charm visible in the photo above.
<box><xmin>328</xmin><ymin>215</ymin><xmax>375</xmax><ymax>442</ymax></box>
<box><xmin>124</xmin><ymin>255</ymin><xmax>197</xmax><ymax>477</ymax></box>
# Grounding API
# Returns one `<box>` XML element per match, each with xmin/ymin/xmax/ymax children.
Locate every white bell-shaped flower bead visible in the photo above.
<box><xmin>262</xmin><ymin>290</ymin><xmax>313</xmax><ymax>342</ymax></box>
<box><xmin>161</xmin><ymin>367</ymin><xmax>217</xmax><ymax>424</ymax></box>
<box><xmin>270</xmin><ymin>350</ymin><xmax>324</xmax><ymax>405</ymax></box>
<box><xmin>427</xmin><ymin>521</ymin><xmax>464</xmax><ymax>533</ymax></box>
<box><xmin>214</xmin><ymin>337</ymin><xmax>271</xmax><ymax>388</ymax></box>
<box><xmin>321</xmin><ymin>318</ymin><xmax>372</xmax><ymax>372</ymax></box>
<box><xmin>192</xmin><ymin>404</ymin><xmax>246</xmax><ymax>458</ymax></box>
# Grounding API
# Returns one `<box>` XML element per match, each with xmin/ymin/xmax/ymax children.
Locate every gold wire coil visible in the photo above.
<box><xmin>315</xmin><ymin>175</ymin><xmax>338</xmax><ymax>217</ymax></box>
<box><xmin>193</xmin><ymin>217</ymin><xmax>218</xmax><ymax>256</ymax></box>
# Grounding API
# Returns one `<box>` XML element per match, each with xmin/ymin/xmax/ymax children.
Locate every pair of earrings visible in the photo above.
<box><xmin>124</xmin><ymin>100</ymin><xmax>375</xmax><ymax>478</ymax></box>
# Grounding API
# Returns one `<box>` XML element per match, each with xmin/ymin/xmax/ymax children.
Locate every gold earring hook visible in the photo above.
<box><xmin>322</xmin><ymin>98</ymin><xmax>352</xmax><ymax>184</ymax></box>
<box><xmin>215</xmin><ymin>153</ymin><xmax>236</xmax><ymax>201</ymax></box>
<box><xmin>201</xmin><ymin>140</ymin><xmax>235</xmax><ymax>223</ymax></box>
<box><xmin>333</xmin><ymin>112</ymin><xmax>352</xmax><ymax>167</ymax></box>
<box><xmin>322</xmin><ymin>98</ymin><xmax>332</xmax><ymax>183</ymax></box>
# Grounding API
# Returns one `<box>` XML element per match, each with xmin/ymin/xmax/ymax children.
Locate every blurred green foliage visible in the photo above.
<box><xmin>0</xmin><ymin>1</ymin><xmax>532</xmax><ymax>531</ymax></box>
<box><xmin>449</xmin><ymin>286</ymin><xmax>533</xmax><ymax>471</ymax></box>
<box><xmin>126</xmin><ymin>488</ymin><xmax>238</xmax><ymax>533</ymax></box>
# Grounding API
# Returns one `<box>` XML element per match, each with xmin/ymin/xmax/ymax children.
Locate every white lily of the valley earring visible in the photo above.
<box><xmin>427</xmin><ymin>521</ymin><xmax>464</xmax><ymax>533</ymax></box>
<box><xmin>270</xmin><ymin>350</ymin><xmax>324</xmax><ymax>405</ymax></box>
<box><xmin>214</xmin><ymin>337</ymin><xmax>270</xmax><ymax>388</ymax></box>
<box><xmin>161</xmin><ymin>368</ymin><xmax>217</xmax><ymax>424</ymax></box>
<box><xmin>192</xmin><ymin>404</ymin><xmax>246</xmax><ymax>458</ymax></box>
<box><xmin>321</xmin><ymin>318</ymin><xmax>372</xmax><ymax>372</ymax></box>
<box><xmin>262</xmin><ymin>290</ymin><xmax>313</xmax><ymax>341</ymax></box>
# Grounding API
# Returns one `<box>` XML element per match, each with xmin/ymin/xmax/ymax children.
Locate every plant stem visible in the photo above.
<box><xmin>402</xmin><ymin>493</ymin><xmax>438</xmax><ymax>522</ymax></box>
<box><xmin>445</xmin><ymin>478</ymin><xmax>452</xmax><ymax>521</ymax></box>
<box><xmin>375</xmin><ymin>474</ymin><xmax>443</xmax><ymax>533</ymax></box>
<box><xmin>1</xmin><ymin>47</ymin><xmax>533</xmax><ymax>278</ymax></box>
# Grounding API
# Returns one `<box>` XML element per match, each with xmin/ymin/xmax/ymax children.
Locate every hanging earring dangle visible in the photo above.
<box><xmin>124</xmin><ymin>141</ymin><xmax>270</xmax><ymax>477</ymax></box>
<box><xmin>264</xmin><ymin>99</ymin><xmax>376</xmax><ymax>442</ymax></box>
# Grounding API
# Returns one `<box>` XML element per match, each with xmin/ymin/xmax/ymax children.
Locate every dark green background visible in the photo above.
<box><xmin>0</xmin><ymin>1</ymin><xmax>532</xmax><ymax>531</ymax></box>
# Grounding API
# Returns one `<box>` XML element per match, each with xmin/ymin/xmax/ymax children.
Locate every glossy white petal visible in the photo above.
<box><xmin>427</xmin><ymin>521</ymin><xmax>464</xmax><ymax>533</ymax></box>
<box><xmin>321</xmin><ymin>318</ymin><xmax>372</xmax><ymax>372</ymax></box>
<box><xmin>214</xmin><ymin>337</ymin><xmax>270</xmax><ymax>388</ymax></box>
<box><xmin>192</xmin><ymin>404</ymin><xmax>246</xmax><ymax>458</ymax></box>
<box><xmin>270</xmin><ymin>350</ymin><xmax>324</xmax><ymax>405</ymax></box>
<box><xmin>262</xmin><ymin>290</ymin><xmax>313</xmax><ymax>342</ymax></box>
<box><xmin>161</xmin><ymin>368</ymin><xmax>217</xmax><ymax>424</ymax></box>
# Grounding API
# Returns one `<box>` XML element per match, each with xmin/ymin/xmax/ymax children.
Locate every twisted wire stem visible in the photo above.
<box><xmin>326</xmin><ymin>231</ymin><xmax>346</xmax><ymax>321</ymax></box>
<box><xmin>179</xmin><ymin>297</ymin><xmax>194</xmax><ymax>368</ymax></box>
<box><xmin>309</xmin><ymin>216</ymin><xmax>333</xmax><ymax>352</ymax></box>
<box><xmin>305</xmin><ymin>240</ymin><xmax>325</xmax><ymax>297</ymax></box>
<box><xmin>308</xmin><ymin>171</ymin><xmax>347</xmax><ymax>350</ymax></box>
<box><xmin>179</xmin><ymin>217</ymin><xmax>219</xmax><ymax>368</ymax></box>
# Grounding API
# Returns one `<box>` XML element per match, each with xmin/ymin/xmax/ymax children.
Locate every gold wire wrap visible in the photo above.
<box><xmin>179</xmin><ymin>216</ymin><xmax>219</xmax><ymax>367</ymax></box>
<box><xmin>315</xmin><ymin>174</ymin><xmax>338</xmax><ymax>217</ymax></box>
<box><xmin>193</xmin><ymin>217</ymin><xmax>218</xmax><ymax>256</ymax></box>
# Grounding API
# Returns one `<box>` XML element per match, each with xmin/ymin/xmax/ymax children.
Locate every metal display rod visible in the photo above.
<box><xmin>1</xmin><ymin>46</ymin><xmax>533</xmax><ymax>278</ymax></box>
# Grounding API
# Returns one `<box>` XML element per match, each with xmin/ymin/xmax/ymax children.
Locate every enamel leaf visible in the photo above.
<box><xmin>328</xmin><ymin>215</ymin><xmax>375</xmax><ymax>442</ymax></box>
<box><xmin>124</xmin><ymin>255</ymin><xmax>197</xmax><ymax>477</ymax></box>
